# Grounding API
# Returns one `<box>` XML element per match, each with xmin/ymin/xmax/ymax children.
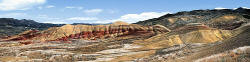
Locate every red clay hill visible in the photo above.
<box><xmin>3</xmin><ymin>21</ymin><xmax>170</xmax><ymax>42</ymax></box>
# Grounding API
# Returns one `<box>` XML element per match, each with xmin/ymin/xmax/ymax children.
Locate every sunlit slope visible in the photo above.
<box><xmin>134</xmin><ymin>26</ymin><xmax>235</xmax><ymax>50</ymax></box>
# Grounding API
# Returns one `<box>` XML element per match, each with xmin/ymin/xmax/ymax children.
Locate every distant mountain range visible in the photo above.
<box><xmin>0</xmin><ymin>18</ymin><xmax>119</xmax><ymax>37</ymax></box>
<box><xmin>0</xmin><ymin>18</ymin><xmax>64</xmax><ymax>37</ymax></box>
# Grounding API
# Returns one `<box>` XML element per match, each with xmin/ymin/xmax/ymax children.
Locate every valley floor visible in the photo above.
<box><xmin>0</xmin><ymin>39</ymin><xmax>249</xmax><ymax>62</ymax></box>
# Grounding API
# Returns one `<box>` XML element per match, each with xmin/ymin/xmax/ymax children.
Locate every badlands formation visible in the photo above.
<box><xmin>0</xmin><ymin>8</ymin><xmax>250</xmax><ymax>62</ymax></box>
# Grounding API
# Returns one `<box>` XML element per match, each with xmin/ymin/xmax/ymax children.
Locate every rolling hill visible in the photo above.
<box><xmin>135</xmin><ymin>7</ymin><xmax>250</xmax><ymax>30</ymax></box>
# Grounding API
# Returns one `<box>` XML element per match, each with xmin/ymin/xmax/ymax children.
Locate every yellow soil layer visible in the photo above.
<box><xmin>133</xmin><ymin>29</ymin><xmax>234</xmax><ymax>50</ymax></box>
<box><xmin>210</xmin><ymin>15</ymin><xmax>238</xmax><ymax>22</ymax></box>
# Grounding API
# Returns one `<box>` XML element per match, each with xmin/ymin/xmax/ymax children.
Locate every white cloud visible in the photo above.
<box><xmin>35</xmin><ymin>14</ymin><xmax>64</xmax><ymax>24</ymax></box>
<box><xmin>37</xmin><ymin>15</ymin><xmax>48</xmax><ymax>18</ymax></box>
<box><xmin>84</xmin><ymin>9</ymin><xmax>103</xmax><ymax>15</ymax></box>
<box><xmin>39</xmin><ymin>16</ymin><xmax>99</xmax><ymax>24</ymax></box>
<box><xmin>38</xmin><ymin>6</ymin><xmax>43</xmax><ymax>10</ymax></box>
<box><xmin>42</xmin><ymin>21</ymin><xmax>66</xmax><ymax>24</ymax></box>
<box><xmin>65</xmin><ymin>6</ymin><xmax>83</xmax><ymax>10</ymax></box>
<box><xmin>108</xmin><ymin>9</ymin><xmax>119</xmax><ymax>14</ymax></box>
<box><xmin>46</xmin><ymin>5</ymin><xmax>55</xmax><ymax>8</ymax></box>
<box><xmin>66</xmin><ymin>17</ymin><xmax>98</xmax><ymax>21</ymax></box>
<box><xmin>0</xmin><ymin>0</ymin><xmax>46</xmax><ymax>11</ymax></box>
<box><xmin>242</xmin><ymin>7</ymin><xmax>250</xmax><ymax>9</ymax></box>
<box><xmin>215</xmin><ymin>7</ymin><xmax>227</xmax><ymax>10</ymax></box>
<box><xmin>37</xmin><ymin>11</ymin><xmax>169</xmax><ymax>24</ymax></box>
<box><xmin>65</xmin><ymin>6</ymin><xmax>75</xmax><ymax>9</ymax></box>
<box><xmin>105</xmin><ymin>12</ymin><xmax>170</xmax><ymax>23</ymax></box>
<box><xmin>36</xmin><ymin>14</ymin><xmax>61</xmax><ymax>21</ymax></box>
<box><xmin>37</xmin><ymin>5</ymin><xmax>55</xmax><ymax>10</ymax></box>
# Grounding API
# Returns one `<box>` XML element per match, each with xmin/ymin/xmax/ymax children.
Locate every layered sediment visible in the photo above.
<box><xmin>4</xmin><ymin>22</ymin><xmax>170</xmax><ymax>42</ymax></box>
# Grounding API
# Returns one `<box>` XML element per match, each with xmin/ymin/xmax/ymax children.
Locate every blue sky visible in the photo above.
<box><xmin>0</xmin><ymin>0</ymin><xmax>249</xmax><ymax>24</ymax></box>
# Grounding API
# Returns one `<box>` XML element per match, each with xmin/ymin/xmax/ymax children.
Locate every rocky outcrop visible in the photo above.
<box><xmin>4</xmin><ymin>22</ymin><xmax>170</xmax><ymax>42</ymax></box>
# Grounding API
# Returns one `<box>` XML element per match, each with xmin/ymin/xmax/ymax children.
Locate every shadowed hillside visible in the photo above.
<box><xmin>0</xmin><ymin>18</ymin><xmax>64</xmax><ymax>37</ymax></box>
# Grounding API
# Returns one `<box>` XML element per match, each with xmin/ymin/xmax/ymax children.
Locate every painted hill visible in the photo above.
<box><xmin>0</xmin><ymin>8</ymin><xmax>250</xmax><ymax>62</ymax></box>
<box><xmin>3</xmin><ymin>22</ymin><xmax>170</xmax><ymax>42</ymax></box>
